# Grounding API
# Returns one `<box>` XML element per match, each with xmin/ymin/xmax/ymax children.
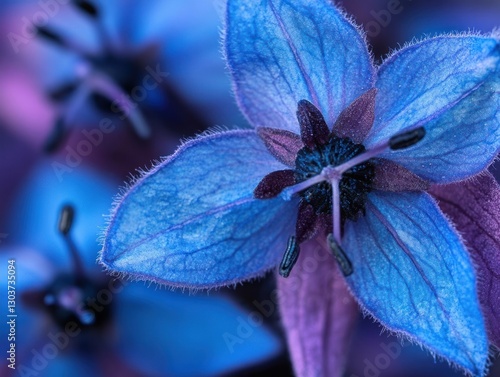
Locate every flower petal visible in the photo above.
<box><xmin>343</xmin><ymin>191</ymin><xmax>488</xmax><ymax>376</ymax></box>
<box><xmin>225</xmin><ymin>0</ymin><xmax>374</xmax><ymax>132</ymax></box>
<box><xmin>8</xmin><ymin>162</ymin><xmax>117</xmax><ymax>270</ymax></box>
<box><xmin>278</xmin><ymin>239</ymin><xmax>358</xmax><ymax>377</ymax></box>
<box><xmin>430</xmin><ymin>173</ymin><xmax>500</xmax><ymax>348</ymax></box>
<box><xmin>37</xmin><ymin>354</ymin><xmax>98</xmax><ymax>377</ymax></box>
<box><xmin>115</xmin><ymin>282</ymin><xmax>281</xmax><ymax>377</ymax></box>
<box><xmin>333</xmin><ymin>88</ymin><xmax>377</xmax><ymax>144</ymax></box>
<box><xmin>366</xmin><ymin>36</ymin><xmax>500</xmax><ymax>182</ymax></box>
<box><xmin>101</xmin><ymin>130</ymin><xmax>298</xmax><ymax>288</ymax></box>
<box><xmin>0</xmin><ymin>248</ymin><xmax>53</xmax><ymax>353</ymax></box>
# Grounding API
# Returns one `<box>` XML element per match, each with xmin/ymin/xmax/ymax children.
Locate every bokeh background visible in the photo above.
<box><xmin>0</xmin><ymin>1</ymin><xmax>498</xmax><ymax>376</ymax></box>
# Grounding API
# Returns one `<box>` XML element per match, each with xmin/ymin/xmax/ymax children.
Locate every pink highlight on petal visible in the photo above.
<box><xmin>257</xmin><ymin>127</ymin><xmax>303</xmax><ymax>167</ymax></box>
<box><xmin>0</xmin><ymin>65</ymin><xmax>56</xmax><ymax>147</ymax></box>
<box><xmin>430</xmin><ymin>172</ymin><xmax>500</xmax><ymax>348</ymax></box>
<box><xmin>278</xmin><ymin>238</ymin><xmax>358</xmax><ymax>377</ymax></box>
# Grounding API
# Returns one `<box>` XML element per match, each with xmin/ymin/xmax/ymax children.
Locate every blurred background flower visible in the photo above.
<box><xmin>342</xmin><ymin>0</ymin><xmax>500</xmax><ymax>60</ymax></box>
<box><xmin>0</xmin><ymin>1</ymin><xmax>287</xmax><ymax>376</ymax></box>
<box><xmin>0</xmin><ymin>162</ymin><xmax>283</xmax><ymax>377</ymax></box>
<box><xmin>0</xmin><ymin>0</ymin><xmax>498</xmax><ymax>376</ymax></box>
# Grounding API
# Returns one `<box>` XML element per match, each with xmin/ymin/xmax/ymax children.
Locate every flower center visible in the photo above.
<box><xmin>255</xmin><ymin>96</ymin><xmax>426</xmax><ymax>278</ymax></box>
<box><xmin>294</xmin><ymin>135</ymin><xmax>375</xmax><ymax>220</ymax></box>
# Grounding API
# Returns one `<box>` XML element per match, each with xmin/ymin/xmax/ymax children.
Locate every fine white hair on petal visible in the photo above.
<box><xmin>380</xmin><ymin>29</ymin><xmax>499</xmax><ymax>67</ymax></box>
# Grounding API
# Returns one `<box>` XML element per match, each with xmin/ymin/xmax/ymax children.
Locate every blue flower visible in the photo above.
<box><xmin>100</xmin><ymin>1</ymin><xmax>500</xmax><ymax>376</ymax></box>
<box><xmin>1</xmin><ymin>162</ymin><xmax>281</xmax><ymax>377</ymax></box>
<box><xmin>395</xmin><ymin>0</ymin><xmax>500</xmax><ymax>40</ymax></box>
<box><xmin>0</xmin><ymin>0</ymin><xmax>245</xmax><ymax>150</ymax></box>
